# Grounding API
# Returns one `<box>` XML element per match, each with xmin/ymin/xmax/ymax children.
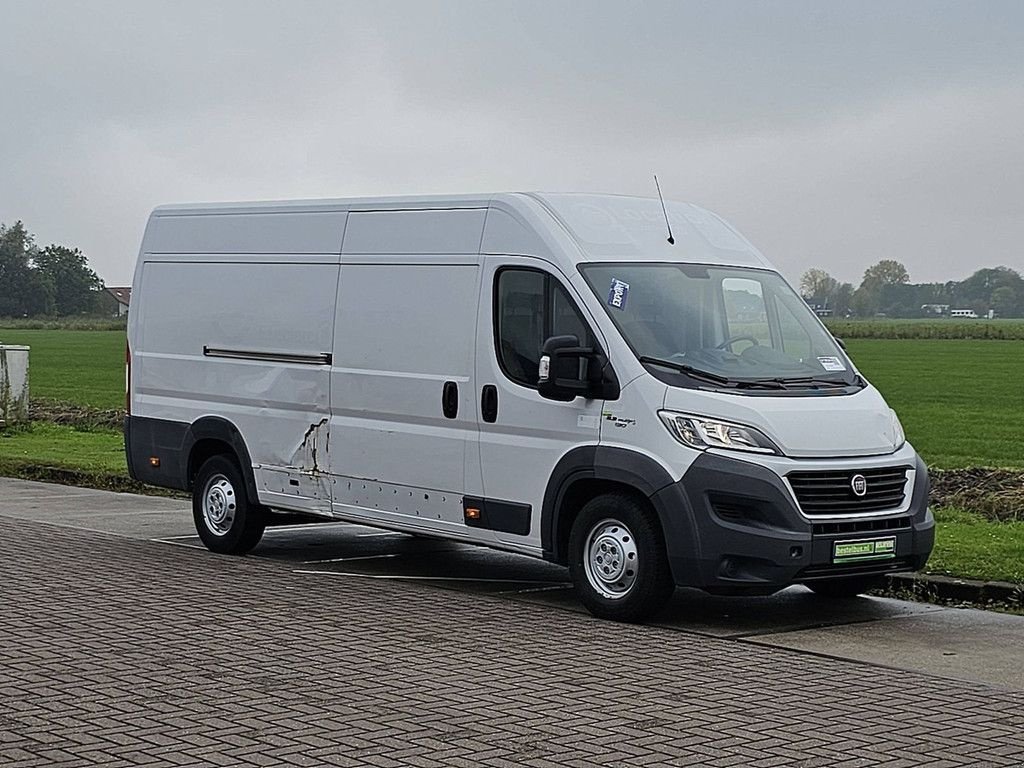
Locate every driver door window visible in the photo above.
<box><xmin>495</xmin><ymin>268</ymin><xmax>595</xmax><ymax>388</ymax></box>
<box><xmin>722</xmin><ymin>277</ymin><xmax>770</xmax><ymax>351</ymax></box>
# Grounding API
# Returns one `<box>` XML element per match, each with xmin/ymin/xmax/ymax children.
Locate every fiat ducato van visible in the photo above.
<box><xmin>126</xmin><ymin>193</ymin><xmax>934</xmax><ymax>621</ymax></box>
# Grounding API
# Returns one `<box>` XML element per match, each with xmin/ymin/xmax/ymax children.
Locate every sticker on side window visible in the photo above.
<box><xmin>817</xmin><ymin>356</ymin><xmax>846</xmax><ymax>372</ymax></box>
<box><xmin>607</xmin><ymin>278</ymin><xmax>630</xmax><ymax>310</ymax></box>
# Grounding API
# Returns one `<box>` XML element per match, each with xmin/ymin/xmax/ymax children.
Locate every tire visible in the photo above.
<box><xmin>192</xmin><ymin>455</ymin><xmax>266</xmax><ymax>555</ymax></box>
<box><xmin>805</xmin><ymin>576</ymin><xmax>883</xmax><ymax>598</ymax></box>
<box><xmin>568</xmin><ymin>493</ymin><xmax>675</xmax><ymax>623</ymax></box>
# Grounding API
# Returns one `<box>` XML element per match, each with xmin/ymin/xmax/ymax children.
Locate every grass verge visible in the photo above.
<box><xmin>0</xmin><ymin>422</ymin><xmax>179</xmax><ymax>496</ymax></box>
<box><xmin>927</xmin><ymin>507</ymin><xmax>1024</xmax><ymax>584</ymax></box>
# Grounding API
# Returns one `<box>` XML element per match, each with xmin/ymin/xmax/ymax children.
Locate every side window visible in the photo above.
<box><xmin>496</xmin><ymin>268</ymin><xmax>595</xmax><ymax>387</ymax></box>
<box><xmin>722</xmin><ymin>277</ymin><xmax>770</xmax><ymax>350</ymax></box>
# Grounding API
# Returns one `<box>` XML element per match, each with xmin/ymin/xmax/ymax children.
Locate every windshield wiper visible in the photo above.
<box><xmin>638</xmin><ymin>357</ymin><xmax>792</xmax><ymax>389</ymax></box>
<box><xmin>639</xmin><ymin>356</ymin><xmax>732</xmax><ymax>386</ymax></box>
<box><xmin>749</xmin><ymin>376</ymin><xmax>851</xmax><ymax>389</ymax></box>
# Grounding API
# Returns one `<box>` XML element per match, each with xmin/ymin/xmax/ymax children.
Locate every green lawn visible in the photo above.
<box><xmin>0</xmin><ymin>422</ymin><xmax>126</xmax><ymax>474</ymax></box>
<box><xmin>0</xmin><ymin>328</ymin><xmax>125</xmax><ymax>410</ymax></box>
<box><xmin>845</xmin><ymin>339</ymin><xmax>1024</xmax><ymax>469</ymax></box>
<box><xmin>929</xmin><ymin>507</ymin><xmax>1024</xmax><ymax>584</ymax></box>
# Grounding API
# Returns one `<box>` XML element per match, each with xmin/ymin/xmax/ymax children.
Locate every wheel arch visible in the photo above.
<box><xmin>541</xmin><ymin>446</ymin><xmax>699</xmax><ymax>579</ymax></box>
<box><xmin>184</xmin><ymin>417</ymin><xmax>260</xmax><ymax>505</ymax></box>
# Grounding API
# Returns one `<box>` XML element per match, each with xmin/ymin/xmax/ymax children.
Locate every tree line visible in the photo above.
<box><xmin>0</xmin><ymin>221</ymin><xmax>107</xmax><ymax>317</ymax></box>
<box><xmin>800</xmin><ymin>260</ymin><xmax>1024</xmax><ymax>318</ymax></box>
<box><xmin>4</xmin><ymin>218</ymin><xmax>1022</xmax><ymax>319</ymax></box>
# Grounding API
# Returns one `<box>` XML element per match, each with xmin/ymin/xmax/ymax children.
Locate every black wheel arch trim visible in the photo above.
<box><xmin>185</xmin><ymin>416</ymin><xmax>261</xmax><ymax>504</ymax></box>
<box><xmin>125</xmin><ymin>414</ymin><xmax>260</xmax><ymax>505</ymax></box>
<box><xmin>541</xmin><ymin>445</ymin><xmax>700</xmax><ymax>579</ymax></box>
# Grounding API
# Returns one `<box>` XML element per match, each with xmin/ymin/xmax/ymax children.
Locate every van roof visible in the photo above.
<box><xmin>151</xmin><ymin>192</ymin><xmax>773</xmax><ymax>270</ymax></box>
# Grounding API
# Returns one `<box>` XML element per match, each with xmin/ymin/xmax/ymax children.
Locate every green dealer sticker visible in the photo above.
<box><xmin>833</xmin><ymin>536</ymin><xmax>896</xmax><ymax>564</ymax></box>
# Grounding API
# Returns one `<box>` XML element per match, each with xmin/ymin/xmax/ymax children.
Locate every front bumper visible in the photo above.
<box><xmin>651</xmin><ymin>449</ymin><xmax>935</xmax><ymax>594</ymax></box>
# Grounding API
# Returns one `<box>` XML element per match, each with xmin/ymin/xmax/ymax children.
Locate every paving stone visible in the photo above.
<box><xmin>1</xmin><ymin>516</ymin><xmax>1022</xmax><ymax>767</ymax></box>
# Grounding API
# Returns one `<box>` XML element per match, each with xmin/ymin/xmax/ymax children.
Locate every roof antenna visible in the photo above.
<box><xmin>654</xmin><ymin>175</ymin><xmax>675</xmax><ymax>245</ymax></box>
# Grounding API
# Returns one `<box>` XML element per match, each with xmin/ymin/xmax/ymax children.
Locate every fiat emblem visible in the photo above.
<box><xmin>850</xmin><ymin>474</ymin><xmax>868</xmax><ymax>497</ymax></box>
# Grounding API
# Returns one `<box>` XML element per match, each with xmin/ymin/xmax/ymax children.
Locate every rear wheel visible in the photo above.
<box><xmin>193</xmin><ymin>455</ymin><xmax>266</xmax><ymax>554</ymax></box>
<box><xmin>568</xmin><ymin>493</ymin><xmax>674</xmax><ymax>623</ymax></box>
<box><xmin>805</xmin><ymin>576</ymin><xmax>883</xmax><ymax>598</ymax></box>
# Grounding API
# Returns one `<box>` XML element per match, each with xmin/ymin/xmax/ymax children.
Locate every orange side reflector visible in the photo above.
<box><xmin>466</xmin><ymin>507</ymin><xmax>481</xmax><ymax>519</ymax></box>
<box><xmin>149</xmin><ymin>457</ymin><xmax>161</xmax><ymax>468</ymax></box>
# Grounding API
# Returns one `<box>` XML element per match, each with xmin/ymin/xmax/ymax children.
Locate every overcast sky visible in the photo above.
<box><xmin>2</xmin><ymin>0</ymin><xmax>1022</xmax><ymax>287</ymax></box>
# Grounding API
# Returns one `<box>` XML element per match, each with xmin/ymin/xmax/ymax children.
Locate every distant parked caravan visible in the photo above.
<box><xmin>125</xmin><ymin>193</ymin><xmax>934</xmax><ymax>622</ymax></box>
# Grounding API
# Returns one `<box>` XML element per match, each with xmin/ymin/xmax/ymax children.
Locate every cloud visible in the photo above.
<box><xmin>1</xmin><ymin>0</ymin><xmax>1021</xmax><ymax>285</ymax></box>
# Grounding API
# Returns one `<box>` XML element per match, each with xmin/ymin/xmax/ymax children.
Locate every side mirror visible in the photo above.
<box><xmin>537</xmin><ymin>335</ymin><xmax>620</xmax><ymax>402</ymax></box>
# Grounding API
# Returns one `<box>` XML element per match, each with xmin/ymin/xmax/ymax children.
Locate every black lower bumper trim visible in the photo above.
<box><xmin>797</xmin><ymin>557</ymin><xmax>918</xmax><ymax>581</ymax></box>
<box><xmin>651</xmin><ymin>451</ymin><xmax>935</xmax><ymax>593</ymax></box>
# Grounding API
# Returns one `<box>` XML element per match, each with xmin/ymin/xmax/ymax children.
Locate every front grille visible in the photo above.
<box><xmin>788</xmin><ymin>466</ymin><xmax>909</xmax><ymax>517</ymax></box>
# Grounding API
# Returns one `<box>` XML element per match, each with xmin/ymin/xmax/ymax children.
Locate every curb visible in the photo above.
<box><xmin>886</xmin><ymin>572</ymin><xmax>1024</xmax><ymax>608</ymax></box>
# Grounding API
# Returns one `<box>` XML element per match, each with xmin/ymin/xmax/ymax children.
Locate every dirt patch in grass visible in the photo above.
<box><xmin>30</xmin><ymin>397</ymin><xmax>125</xmax><ymax>430</ymax></box>
<box><xmin>931</xmin><ymin>468</ymin><xmax>1024</xmax><ymax>522</ymax></box>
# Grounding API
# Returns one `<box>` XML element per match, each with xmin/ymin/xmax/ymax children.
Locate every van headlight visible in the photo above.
<box><xmin>891</xmin><ymin>409</ymin><xmax>906</xmax><ymax>450</ymax></box>
<box><xmin>658</xmin><ymin>411</ymin><xmax>781</xmax><ymax>455</ymax></box>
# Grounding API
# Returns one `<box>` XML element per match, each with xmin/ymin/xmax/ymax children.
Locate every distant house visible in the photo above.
<box><xmin>804</xmin><ymin>299</ymin><xmax>833</xmax><ymax>317</ymax></box>
<box><xmin>105</xmin><ymin>287</ymin><xmax>131</xmax><ymax>317</ymax></box>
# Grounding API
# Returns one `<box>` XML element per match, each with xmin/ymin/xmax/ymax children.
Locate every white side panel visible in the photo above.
<box><xmin>474</xmin><ymin>256</ymin><xmax>605</xmax><ymax>551</ymax></box>
<box><xmin>342</xmin><ymin>209</ymin><xmax>486</xmax><ymax>255</ymax></box>
<box><xmin>147</xmin><ymin>211</ymin><xmax>347</xmax><ymax>254</ymax></box>
<box><xmin>329</xmin><ymin>259</ymin><xmax>481</xmax><ymax>533</ymax></box>
<box><xmin>134</xmin><ymin>261</ymin><xmax>338</xmax><ymax>512</ymax></box>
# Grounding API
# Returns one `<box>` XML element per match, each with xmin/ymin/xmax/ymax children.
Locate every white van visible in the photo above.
<box><xmin>126</xmin><ymin>193</ymin><xmax>933</xmax><ymax>622</ymax></box>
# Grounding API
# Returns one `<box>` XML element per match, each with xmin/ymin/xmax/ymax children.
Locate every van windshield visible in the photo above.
<box><xmin>580</xmin><ymin>263</ymin><xmax>861</xmax><ymax>392</ymax></box>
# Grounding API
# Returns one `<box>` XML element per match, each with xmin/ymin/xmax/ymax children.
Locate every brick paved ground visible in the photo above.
<box><xmin>1</xmin><ymin>516</ymin><xmax>1022</xmax><ymax>768</ymax></box>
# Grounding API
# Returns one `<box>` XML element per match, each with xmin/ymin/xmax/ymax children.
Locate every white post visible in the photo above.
<box><xmin>0</xmin><ymin>345</ymin><xmax>30</xmax><ymax>427</ymax></box>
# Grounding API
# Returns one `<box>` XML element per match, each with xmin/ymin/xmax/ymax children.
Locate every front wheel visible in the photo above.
<box><xmin>804</xmin><ymin>576</ymin><xmax>883</xmax><ymax>598</ymax></box>
<box><xmin>193</xmin><ymin>455</ymin><xmax>266</xmax><ymax>555</ymax></box>
<box><xmin>568</xmin><ymin>493</ymin><xmax>675</xmax><ymax>623</ymax></box>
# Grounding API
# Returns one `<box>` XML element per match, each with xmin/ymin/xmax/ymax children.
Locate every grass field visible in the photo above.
<box><xmin>844</xmin><ymin>339</ymin><xmax>1024</xmax><ymax>469</ymax></box>
<box><xmin>0</xmin><ymin>329</ymin><xmax>124</xmax><ymax>410</ymax></box>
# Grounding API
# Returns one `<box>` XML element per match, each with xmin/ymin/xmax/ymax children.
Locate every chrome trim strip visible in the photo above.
<box><xmin>203</xmin><ymin>346</ymin><xmax>332</xmax><ymax>366</ymax></box>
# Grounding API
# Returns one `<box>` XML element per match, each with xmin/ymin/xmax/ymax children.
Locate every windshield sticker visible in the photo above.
<box><xmin>817</xmin><ymin>356</ymin><xmax>846</xmax><ymax>372</ymax></box>
<box><xmin>607</xmin><ymin>278</ymin><xmax>630</xmax><ymax>310</ymax></box>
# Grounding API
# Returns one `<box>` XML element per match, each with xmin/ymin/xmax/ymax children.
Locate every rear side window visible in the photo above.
<box><xmin>495</xmin><ymin>268</ymin><xmax>595</xmax><ymax>387</ymax></box>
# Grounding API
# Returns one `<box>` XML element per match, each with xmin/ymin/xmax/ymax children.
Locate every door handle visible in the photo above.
<box><xmin>481</xmin><ymin>384</ymin><xmax>498</xmax><ymax>423</ymax></box>
<box><xmin>442</xmin><ymin>380</ymin><xmax>459</xmax><ymax>419</ymax></box>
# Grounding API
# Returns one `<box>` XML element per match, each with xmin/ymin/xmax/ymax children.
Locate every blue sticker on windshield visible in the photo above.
<box><xmin>607</xmin><ymin>278</ymin><xmax>630</xmax><ymax>310</ymax></box>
